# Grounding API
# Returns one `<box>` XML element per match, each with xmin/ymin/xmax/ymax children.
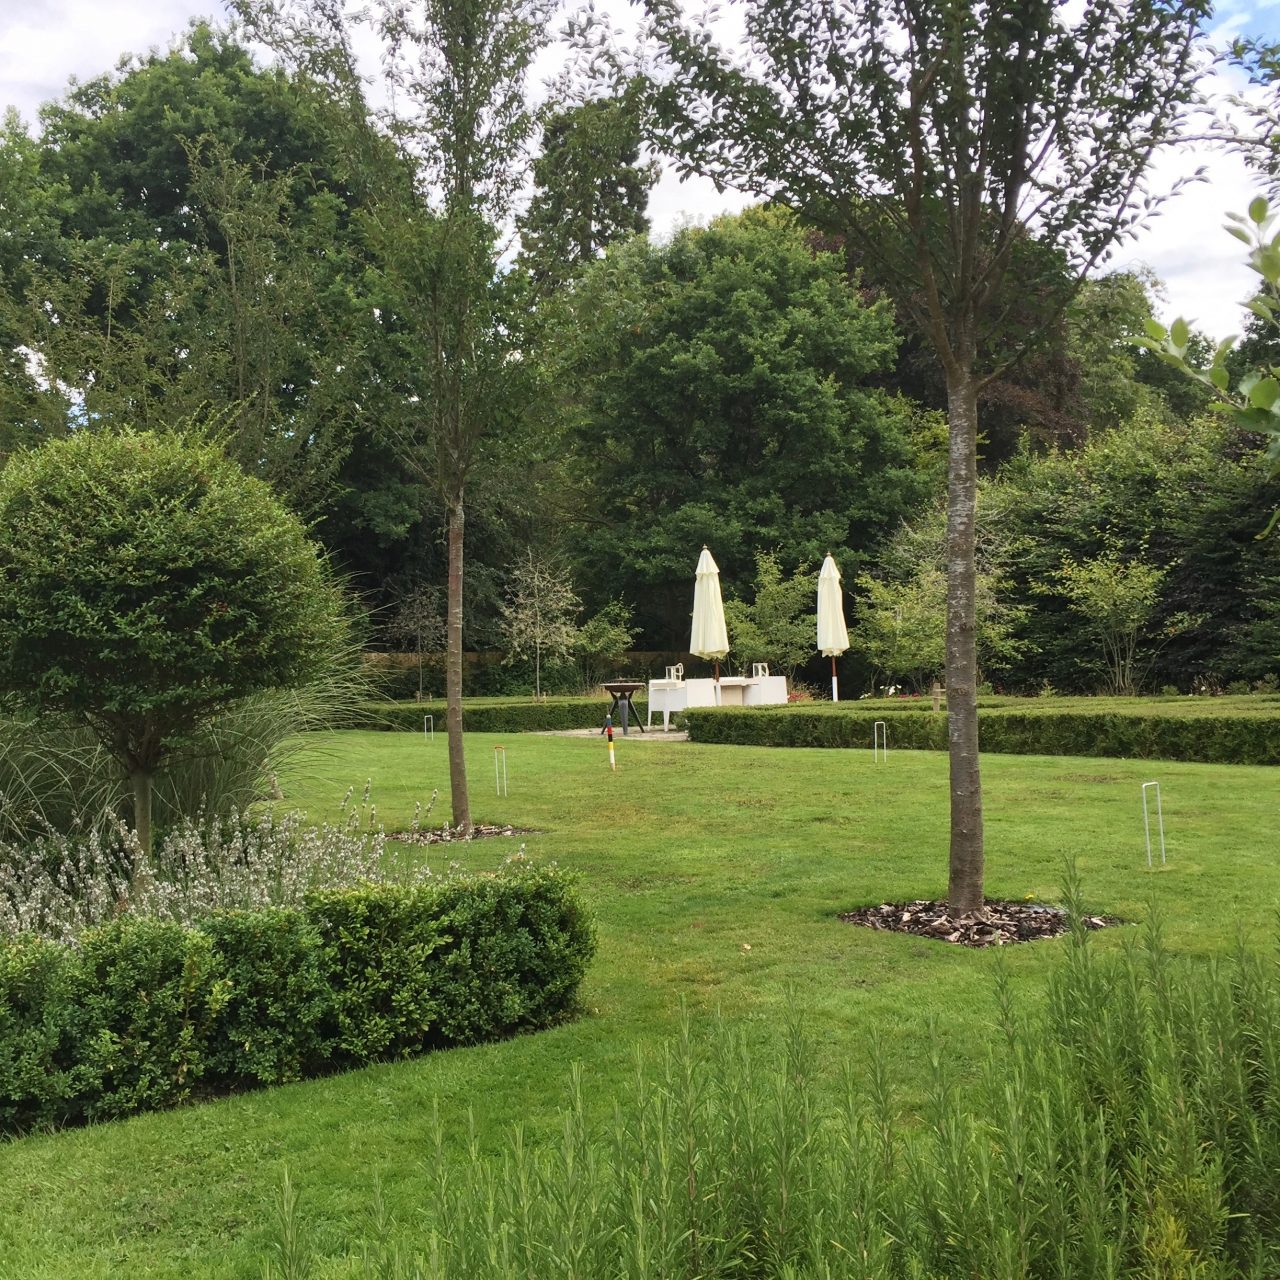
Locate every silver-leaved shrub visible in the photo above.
<box><xmin>0</xmin><ymin>804</ymin><xmax>434</xmax><ymax>944</ymax></box>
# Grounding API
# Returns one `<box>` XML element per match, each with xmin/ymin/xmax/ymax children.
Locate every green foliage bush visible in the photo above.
<box><xmin>308</xmin><ymin>863</ymin><xmax>597</xmax><ymax>1060</ymax></box>
<box><xmin>0</xmin><ymin>938</ymin><xmax>95</xmax><ymax>1132</ymax></box>
<box><xmin>202</xmin><ymin>910</ymin><xmax>333</xmax><ymax>1086</ymax></box>
<box><xmin>75</xmin><ymin>918</ymin><xmax>228</xmax><ymax>1121</ymax></box>
<box><xmin>0</xmin><ymin>430</ymin><xmax>352</xmax><ymax>853</ymax></box>
<box><xmin>685</xmin><ymin>704</ymin><xmax>1280</xmax><ymax>764</ymax></box>
<box><xmin>0</xmin><ymin>863</ymin><xmax>594</xmax><ymax>1134</ymax></box>
<box><xmin>307</xmin><ymin>885</ymin><xmax>450</xmax><ymax>1062</ymax></box>
<box><xmin>428</xmin><ymin>864</ymin><xmax>598</xmax><ymax>1042</ymax></box>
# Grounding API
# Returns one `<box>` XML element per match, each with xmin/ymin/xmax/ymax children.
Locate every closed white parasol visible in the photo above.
<box><xmin>690</xmin><ymin>546</ymin><xmax>730</xmax><ymax>691</ymax></box>
<box><xmin>817</xmin><ymin>553</ymin><xmax>849</xmax><ymax>702</ymax></box>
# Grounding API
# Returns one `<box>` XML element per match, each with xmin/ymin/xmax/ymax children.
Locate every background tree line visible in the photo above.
<box><xmin>2</xmin><ymin>15</ymin><xmax>1276</xmax><ymax>709</ymax></box>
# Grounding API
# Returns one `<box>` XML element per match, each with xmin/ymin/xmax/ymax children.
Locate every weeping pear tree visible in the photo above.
<box><xmin>0</xmin><ymin>431</ymin><xmax>348</xmax><ymax>855</ymax></box>
<box><xmin>234</xmin><ymin>0</ymin><xmax>553</xmax><ymax>832</ymax></box>
<box><xmin>646</xmin><ymin>0</ymin><xmax>1209</xmax><ymax>913</ymax></box>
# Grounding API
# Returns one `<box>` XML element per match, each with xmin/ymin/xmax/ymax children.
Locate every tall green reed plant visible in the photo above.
<box><xmin>0</xmin><ymin>704</ymin><xmax>122</xmax><ymax>845</ymax></box>
<box><xmin>266</xmin><ymin>875</ymin><xmax>1280</xmax><ymax>1279</ymax></box>
<box><xmin>1</xmin><ymin>628</ymin><xmax>374</xmax><ymax>854</ymax></box>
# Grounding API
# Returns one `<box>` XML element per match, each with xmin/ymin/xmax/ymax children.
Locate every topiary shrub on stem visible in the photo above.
<box><xmin>0</xmin><ymin>430</ymin><xmax>348</xmax><ymax>854</ymax></box>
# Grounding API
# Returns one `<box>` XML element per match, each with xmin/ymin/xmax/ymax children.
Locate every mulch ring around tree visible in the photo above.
<box><xmin>839</xmin><ymin>899</ymin><xmax>1119</xmax><ymax>947</ymax></box>
<box><xmin>387</xmin><ymin>823</ymin><xmax>539</xmax><ymax>846</ymax></box>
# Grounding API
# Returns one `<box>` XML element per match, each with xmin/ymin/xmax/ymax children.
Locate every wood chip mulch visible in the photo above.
<box><xmin>838</xmin><ymin>899</ymin><xmax>1118</xmax><ymax>947</ymax></box>
<box><xmin>387</xmin><ymin>823</ymin><xmax>536</xmax><ymax>845</ymax></box>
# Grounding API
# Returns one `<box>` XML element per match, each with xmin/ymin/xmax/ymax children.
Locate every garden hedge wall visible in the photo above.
<box><xmin>684</xmin><ymin>706</ymin><xmax>1280</xmax><ymax>765</ymax></box>
<box><xmin>357</xmin><ymin>697</ymin><xmax>648</xmax><ymax>734</ymax></box>
<box><xmin>0</xmin><ymin>861</ymin><xmax>595</xmax><ymax>1134</ymax></box>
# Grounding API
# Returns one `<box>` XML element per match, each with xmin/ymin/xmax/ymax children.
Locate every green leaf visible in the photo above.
<box><xmin>1248</xmin><ymin>195</ymin><xmax>1270</xmax><ymax>225</ymax></box>
<box><xmin>1209</xmin><ymin>364</ymin><xmax>1229</xmax><ymax>392</ymax></box>
<box><xmin>1142</xmin><ymin>317</ymin><xmax>1167</xmax><ymax>341</ymax></box>
<box><xmin>1227</xmin><ymin>225</ymin><xmax>1253</xmax><ymax>245</ymax></box>
<box><xmin>1169</xmin><ymin>317</ymin><xmax>1190</xmax><ymax>350</ymax></box>
<box><xmin>1256</xmin><ymin>248</ymin><xmax>1280</xmax><ymax>285</ymax></box>
<box><xmin>1247</xmin><ymin>377</ymin><xmax>1280</xmax><ymax>411</ymax></box>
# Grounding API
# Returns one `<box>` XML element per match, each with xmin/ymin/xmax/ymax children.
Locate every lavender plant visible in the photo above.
<box><xmin>0</xmin><ymin>793</ymin><xmax>439</xmax><ymax>945</ymax></box>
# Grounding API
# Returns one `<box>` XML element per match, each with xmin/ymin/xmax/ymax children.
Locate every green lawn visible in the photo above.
<box><xmin>0</xmin><ymin>731</ymin><xmax>1275</xmax><ymax>1277</ymax></box>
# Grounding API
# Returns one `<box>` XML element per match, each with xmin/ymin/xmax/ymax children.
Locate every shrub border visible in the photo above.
<box><xmin>0</xmin><ymin>861</ymin><xmax>595</xmax><ymax>1134</ymax></box>
<box><xmin>355</xmin><ymin>698</ymin><xmax>648</xmax><ymax>734</ymax></box>
<box><xmin>683</xmin><ymin>706</ymin><xmax>1280</xmax><ymax>765</ymax></box>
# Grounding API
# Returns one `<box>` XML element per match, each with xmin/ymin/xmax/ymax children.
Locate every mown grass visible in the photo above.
<box><xmin>0</xmin><ymin>730</ymin><xmax>1276</xmax><ymax>1277</ymax></box>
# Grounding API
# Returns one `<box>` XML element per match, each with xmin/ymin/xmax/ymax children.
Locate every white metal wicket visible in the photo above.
<box><xmin>873</xmin><ymin>721</ymin><xmax>888</xmax><ymax>762</ymax></box>
<box><xmin>422</xmin><ymin>714</ymin><xmax>433</xmax><ymax>742</ymax></box>
<box><xmin>494</xmin><ymin>745</ymin><xmax>508</xmax><ymax>797</ymax></box>
<box><xmin>1142</xmin><ymin>781</ymin><xmax>1166</xmax><ymax>868</ymax></box>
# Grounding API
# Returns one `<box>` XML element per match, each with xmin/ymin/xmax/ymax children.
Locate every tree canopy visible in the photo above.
<box><xmin>555</xmin><ymin>207</ymin><xmax>931</xmax><ymax>642</ymax></box>
<box><xmin>0</xmin><ymin>431</ymin><xmax>347</xmax><ymax>853</ymax></box>
<box><xmin>0</xmin><ymin>23</ymin><xmax>380</xmax><ymax>510</ymax></box>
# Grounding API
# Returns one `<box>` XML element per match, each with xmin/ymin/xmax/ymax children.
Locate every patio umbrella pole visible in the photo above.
<box><xmin>831</xmin><ymin>656</ymin><xmax>838</xmax><ymax>703</ymax></box>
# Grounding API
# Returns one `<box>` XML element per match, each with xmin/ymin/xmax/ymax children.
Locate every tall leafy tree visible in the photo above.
<box><xmin>648</xmin><ymin>0</ymin><xmax>1208</xmax><ymax>912</ymax></box>
<box><xmin>990</xmin><ymin>411</ymin><xmax>1279</xmax><ymax>693</ymax></box>
<box><xmin>0</xmin><ymin>23</ymin><xmax>379</xmax><ymax>512</ymax></box>
<box><xmin>553</xmin><ymin>207</ymin><xmax>931</xmax><ymax>642</ymax></box>
<box><xmin>235</xmin><ymin>0</ymin><xmax>552</xmax><ymax>831</ymax></box>
<box><xmin>519</xmin><ymin>84</ymin><xmax>659</xmax><ymax>289</ymax></box>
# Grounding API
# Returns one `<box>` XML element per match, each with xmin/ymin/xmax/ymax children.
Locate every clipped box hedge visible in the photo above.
<box><xmin>0</xmin><ymin>861</ymin><xmax>595</xmax><ymax>1134</ymax></box>
<box><xmin>357</xmin><ymin>696</ymin><xmax>649</xmax><ymax>734</ymax></box>
<box><xmin>684</xmin><ymin>706</ymin><xmax>1280</xmax><ymax>765</ymax></box>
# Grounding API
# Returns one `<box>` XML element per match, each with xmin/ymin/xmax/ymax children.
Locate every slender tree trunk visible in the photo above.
<box><xmin>944</xmin><ymin>366</ymin><xmax>984</xmax><ymax>915</ymax></box>
<box><xmin>446</xmin><ymin>491</ymin><xmax>471</xmax><ymax>832</ymax></box>
<box><xmin>129</xmin><ymin>767</ymin><xmax>153</xmax><ymax>858</ymax></box>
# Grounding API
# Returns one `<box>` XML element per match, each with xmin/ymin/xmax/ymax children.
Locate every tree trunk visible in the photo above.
<box><xmin>446</xmin><ymin>492</ymin><xmax>471</xmax><ymax>832</ymax></box>
<box><xmin>130</xmin><ymin>767</ymin><xmax>153</xmax><ymax>858</ymax></box>
<box><xmin>944</xmin><ymin>366</ymin><xmax>984</xmax><ymax>915</ymax></box>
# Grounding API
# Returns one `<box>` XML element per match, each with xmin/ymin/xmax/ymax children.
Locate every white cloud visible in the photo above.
<box><xmin>0</xmin><ymin>0</ymin><xmax>221</xmax><ymax>126</ymax></box>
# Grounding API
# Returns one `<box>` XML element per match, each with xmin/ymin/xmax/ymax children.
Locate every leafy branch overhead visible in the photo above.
<box><xmin>1136</xmin><ymin>197</ymin><xmax>1280</xmax><ymax>530</ymax></box>
<box><xmin>645</xmin><ymin>0</ymin><xmax>1210</xmax><ymax>377</ymax></box>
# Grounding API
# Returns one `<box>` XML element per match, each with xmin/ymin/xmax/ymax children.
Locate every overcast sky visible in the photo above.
<box><xmin>3</xmin><ymin>0</ymin><xmax>1280</xmax><ymax>341</ymax></box>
